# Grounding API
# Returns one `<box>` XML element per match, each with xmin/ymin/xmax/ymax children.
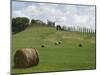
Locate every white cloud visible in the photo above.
<box><xmin>12</xmin><ymin>2</ymin><xmax>95</xmax><ymax>29</ymax></box>
<box><xmin>75</xmin><ymin>15</ymin><xmax>88</xmax><ymax>25</ymax></box>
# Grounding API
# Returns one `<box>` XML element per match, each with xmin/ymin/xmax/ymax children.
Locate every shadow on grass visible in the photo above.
<box><xmin>12</xmin><ymin>63</ymin><xmax>39</xmax><ymax>69</ymax></box>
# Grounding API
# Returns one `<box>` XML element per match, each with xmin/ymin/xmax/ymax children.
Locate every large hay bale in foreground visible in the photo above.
<box><xmin>14</xmin><ymin>48</ymin><xmax>39</xmax><ymax>68</ymax></box>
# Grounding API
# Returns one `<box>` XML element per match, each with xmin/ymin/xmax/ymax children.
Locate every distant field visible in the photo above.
<box><xmin>12</xmin><ymin>24</ymin><xmax>96</xmax><ymax>74</ymax></box>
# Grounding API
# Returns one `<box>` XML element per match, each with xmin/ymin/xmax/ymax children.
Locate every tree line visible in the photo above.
<box><xmin>61</xmin><ymin>26</ymin><xmax>95</xmax><ymax>33</ymax></box>
<box><xmin>12</xmin><ymin>17</ymin><xmax>46</xmax><ymax>34</ymax></box>
<box><xmin>12</xmin><ymin>17</ymin><xmax>57</xmax><ymax>34</ymax></box>
<box><xmin>12</xmin><ymin>17</ymin><xmax>95</xmax><ymax>34</ymax></box>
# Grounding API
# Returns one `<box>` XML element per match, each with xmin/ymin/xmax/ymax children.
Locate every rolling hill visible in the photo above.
<box><xmin>12</xmin><ymin>24</ymin><xmax>96</xmax><ymax>74</ymax></box>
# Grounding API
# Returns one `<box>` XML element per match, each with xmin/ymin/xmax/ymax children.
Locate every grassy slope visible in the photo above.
<box><xmin>12</xmin><ymin>25</ymin><xmax>96</xmax><ymax>74</ymax></box>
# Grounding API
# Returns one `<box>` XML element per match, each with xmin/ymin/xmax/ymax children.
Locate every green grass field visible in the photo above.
<box><xmin>12</xmin><ymin>24</ymin><xmax>96</xmax><ymax>74</ymax></box>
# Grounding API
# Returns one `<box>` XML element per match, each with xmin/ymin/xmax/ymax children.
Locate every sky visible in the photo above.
<box><xmin>12</xmin><ymin>1</ymin><xmax>96</xmax><ymax>29</ymax></box>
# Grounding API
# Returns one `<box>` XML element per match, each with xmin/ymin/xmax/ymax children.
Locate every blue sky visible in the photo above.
<box><xmin>12</xmin><ymin>1</ymin><xmax>95</xmax><ymax>29</ymax></box>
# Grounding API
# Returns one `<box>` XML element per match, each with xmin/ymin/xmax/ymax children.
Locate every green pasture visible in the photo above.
<box><xmin>12</xmin><ymin>24</ymin><xmax>96</xmax><ymax>74</ymax></box>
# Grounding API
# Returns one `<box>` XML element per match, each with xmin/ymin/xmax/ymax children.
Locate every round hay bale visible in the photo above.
<box><xmin>54</xmin><ymin>41</ymin><xmax>61</xmax><ymax>45</ymax></box>
<box><xmin>41</xmin><ymin>45</ymin><xmax>45</xmax><ymax>48</ymax></box>
<box><xmin>14</xmin><ymin>48</ymin><xmax>39</xmax><ymax>68</ymax></box>
<box><xmin>58</xmin><ymin>41</ymin><xmax>61</xmax><ymax>44</ymax></box>
<box><xmin>54</xmin><ymin>42</ymin><xmax>59</xmax><ymax>45</ymax></box>
<box><xmin>79</xmin><ymin>44</ymin><xmax>83</xmax><ymax>47</ymax></box>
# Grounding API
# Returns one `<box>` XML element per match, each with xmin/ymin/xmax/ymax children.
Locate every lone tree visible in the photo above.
<box><xmin>56</xmin><ymin>25</ymin><xmax>62</xmax><ymax>31</ymax></box>
<box><xmin>12</xmin><ymin>17</ymin><xmax>29</xmax><ymax>33</ymax></box>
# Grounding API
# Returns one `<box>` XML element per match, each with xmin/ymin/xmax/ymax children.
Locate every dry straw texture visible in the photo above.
<box><xmin>14</xmin><ymin>48</ymin><xmax>39</xmax><ymax>68</ymax></box>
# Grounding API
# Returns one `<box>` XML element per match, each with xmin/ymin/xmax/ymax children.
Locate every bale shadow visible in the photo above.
<box><xmin>12</xmin><ymin>63</ymin><xmax>39</xmax><ymax>69</ymax></box>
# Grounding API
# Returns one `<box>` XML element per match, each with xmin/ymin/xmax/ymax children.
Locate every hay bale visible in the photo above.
<box><xmin>58</xmin><ymin>41</ymin><xmax>61</xmax><ymax>44</ymax></box>
<box><xmin>14</xmin><ymin>48</ymin><xmax>39</xmax><ymax>68</ymax></box>
<box><xmin>54</xmin><ymin>41</ymin><xmax>61</xmax><ymax>45</ymax></box>
<box><xmin>79</xmin><ymin>44</ymin><xmax>83</xmax><ymax>47</ymax></box>
<box><xmin>41</xmin><ymin>45</ymin><xmax>45</xmax><ymax>48</ymax></box>
<box><xmin>54</xmin><ymin>42</ymin><xmax>59</xmax><ymax>45</ymax></box>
